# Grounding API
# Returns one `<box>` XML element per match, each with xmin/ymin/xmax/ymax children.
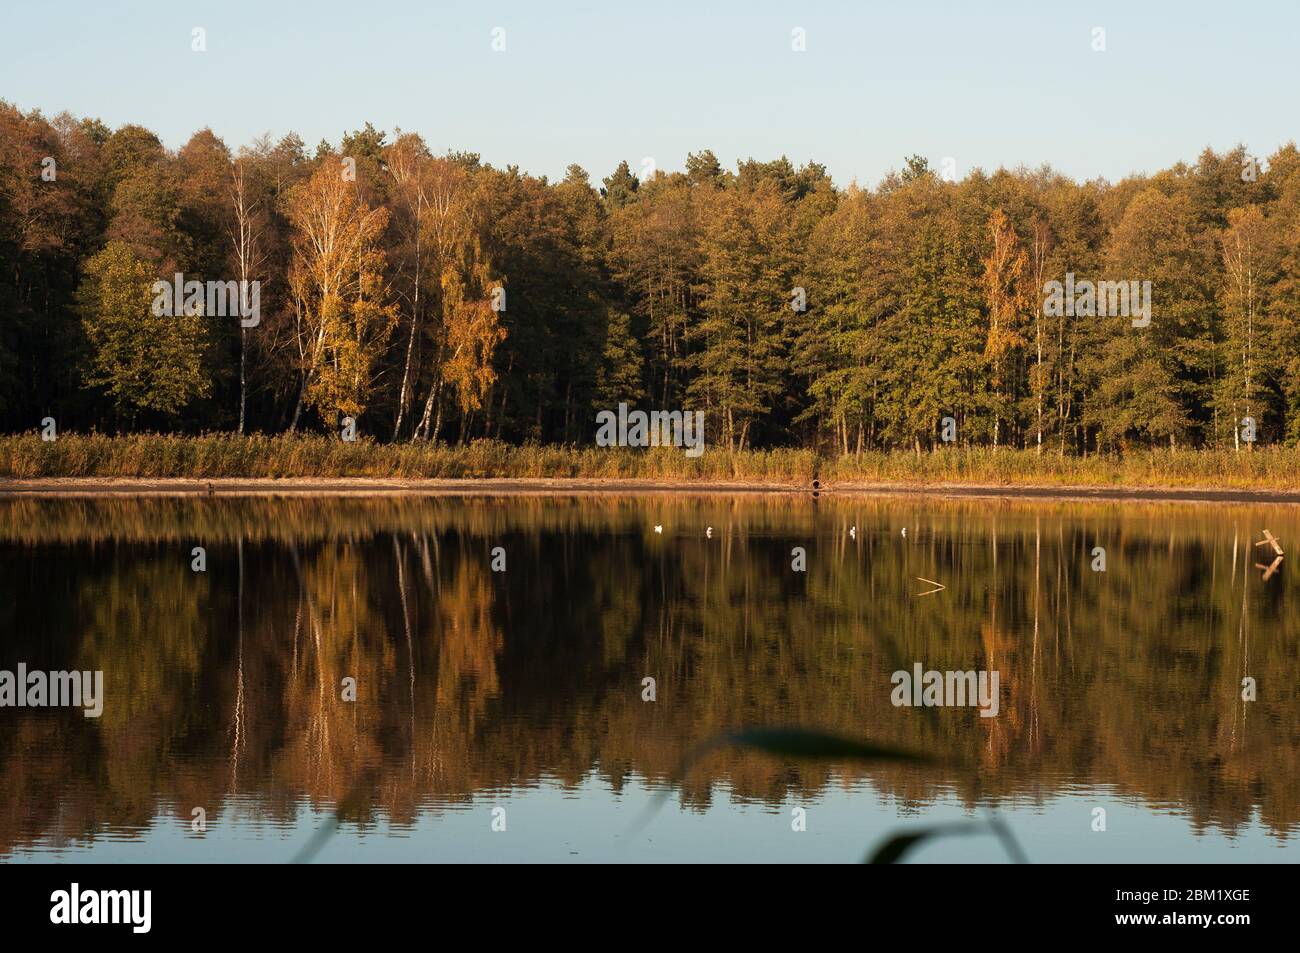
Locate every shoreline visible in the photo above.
<box><xmin>4</xmin><ymin>476</ymin><xmax>1300</xmax><ymax>504</ymax></box>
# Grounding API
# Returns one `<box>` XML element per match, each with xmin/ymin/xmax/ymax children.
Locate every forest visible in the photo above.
<box><xmin>2</xmin><ymin>99</ymin><xmax>1298</xmax><ymax>455</ymax></box>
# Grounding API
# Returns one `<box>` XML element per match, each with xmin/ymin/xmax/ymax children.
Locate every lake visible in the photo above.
<box><xmin>1</xmin><ymin>493</ymin><xmax>1296</xmax><ymax>863</ymax></box>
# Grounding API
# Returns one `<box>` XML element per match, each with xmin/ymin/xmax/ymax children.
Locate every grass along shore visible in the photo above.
<box><xmin>1</xmin><ymin>433</ymin><xmax>1300</xmax><ymax>491</ymax></box>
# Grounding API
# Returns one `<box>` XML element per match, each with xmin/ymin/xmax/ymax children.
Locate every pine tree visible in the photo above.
<box><xmin>601</xmin><ymin>161</ymin><xmax>640</xmax><ymax>208</ymax></box>
<box><xmin>594</xmin><ymin>309</ymin><xmax>645</xmax><ymax>409</ymax></box>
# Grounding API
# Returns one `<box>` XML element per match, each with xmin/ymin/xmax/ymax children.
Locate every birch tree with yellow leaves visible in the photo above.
<box><xmin>1219</xmin><ymin>204</ymin><xmax>1273</xmax><ymax>450</ymax></box>
<box><xmin>412</xmin><ymin>172</ymin><xmax>505</xmax><ymax>443</ymax></box>
<box><xmin>982</xmin><ymin>209</ymin><xmax>1031</xmax><ymax>449</ymax></box>
<box><xmin>284</xmin><ymin>160</ymin><xmax>397</xmax><ymax>429</ymax></box>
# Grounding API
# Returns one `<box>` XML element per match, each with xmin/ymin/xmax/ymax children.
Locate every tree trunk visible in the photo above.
<box><xmin>238</xmin><ymin>327</ymin><xmax>247</xmax><ymax>434</ymax></box>
<box><xmin>393</xmin><ymin>202</ymin><xmax>423</xmax><ymax>441</ymax></box>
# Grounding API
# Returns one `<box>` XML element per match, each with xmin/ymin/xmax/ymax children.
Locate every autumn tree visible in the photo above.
<box><xmin>228</xmin><ymin>155</ymin><xmax>269</xmax><ymax>433</ymax></box>
<box><xmin>284</xmin><ymin>161</ymin><xmax>396</xmax><ymax>428</ymax></box>
<box><xmin>1218</xmin><ymin>204</ymin><xmax>1274</xmax><ymax>448</ymax></box>
<box><xmin>436</xmin><ymin>258</ymin><xmax>507</xmax><ymax>440</ymax></box>
<box><xmin>384</xmin><ymin>132</ymin><xmax>435</xmax><ymax>438</ymax></box>
<box><xmin>982</xmin><ymin>209</ymin><xmax>1030</xmax><ymax>448</ymax></box>
<box><xmin>410</xmin><ymin>161</ymin><xmax>505</xmax><ymax>442</ymax></box>
<box><xmin>5</xmin><ymin>107</ymin><xmax>1300</xmax><ymax>455</ymax></box>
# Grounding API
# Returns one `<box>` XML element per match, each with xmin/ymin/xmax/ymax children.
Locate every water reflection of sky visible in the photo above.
<box><xmin>6</xmin><ymin>778</ymin><xmax>1292</xmax><ymax>863</ymax></box>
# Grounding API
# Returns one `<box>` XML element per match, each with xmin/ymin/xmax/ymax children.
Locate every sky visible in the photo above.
<box><xmin>2</xmin><ymin>0</ymin><xmax>1297</xmax><ymax>188</ymax></box>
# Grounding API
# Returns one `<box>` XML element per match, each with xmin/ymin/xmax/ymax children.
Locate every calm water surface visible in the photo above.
<box><xmin>1</xmin><ymin>494</ymin><xmax>1296</xmax><ymax>863</ymax></box>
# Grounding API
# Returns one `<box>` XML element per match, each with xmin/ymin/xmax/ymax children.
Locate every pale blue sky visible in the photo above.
<box><xmin>1</xmin><ymin>0</ymin><xmax>1295</xmax><ymax>187</ymax></box>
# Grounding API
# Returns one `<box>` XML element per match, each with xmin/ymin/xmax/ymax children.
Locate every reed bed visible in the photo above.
<box><xmin>2</xmin><ymin>433</ymin><xmax>1299</xmax><ymax>489</ymax></box>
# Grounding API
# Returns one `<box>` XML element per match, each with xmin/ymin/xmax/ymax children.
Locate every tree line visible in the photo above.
<box><xmin>3</xmin><ymin>101</ymin><xmax>1299</xmax><ymax>453</ymax></box>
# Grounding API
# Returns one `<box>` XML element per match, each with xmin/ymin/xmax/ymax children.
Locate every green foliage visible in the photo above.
<box><xmin>77</xmin><ymin>241</ymin><xmax>210</xmax><ymax>422</ymax></box>
<box><xmin>4</xmin><ymin>101</ymin><xmax>1300</xmax><ymax>458</ymax></box>
<box><xmin>600</xmin><ymin>159</ymin><xmax>639</xmax><ymax>207</ymax></box>
<box><xmin>594</xmin><ymin>309</ymin><xmax>645</xmax><ymax>407</ymax></box>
